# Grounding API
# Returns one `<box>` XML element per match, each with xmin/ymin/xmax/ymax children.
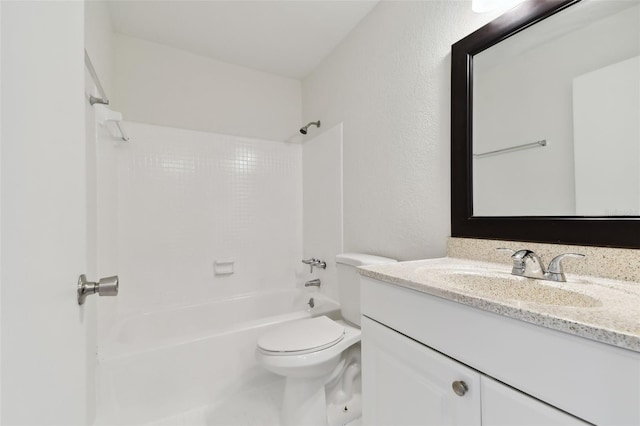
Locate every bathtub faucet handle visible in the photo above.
<box><xmin>305</xmin><ymin>279</ymin><xmax>321</xmax><ymax>288</ymax></box>
<box><xmin>313</xmin><ymin>260</ymin><xmax>327</xmax><ymax>270</ymax></box>
<box><xmin>302</xmin><ymin>258</ymin><xmax>326</xmax><ymax>273</ymax></box>
<box><xmin>302</xmin><ymin>258</ymin><xmax>317</xmax><ymax>273</ymax></box>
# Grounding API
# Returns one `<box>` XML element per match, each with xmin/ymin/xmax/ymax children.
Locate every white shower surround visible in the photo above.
<box><xmin>111</xmin><ymin>122</ymin><xmax>303</xmax><ymax>316</ymax></box>
<box><xmin>94</xmin><ymin>122</ymin><xmax>310</xmax><ymax>422</ymax></box>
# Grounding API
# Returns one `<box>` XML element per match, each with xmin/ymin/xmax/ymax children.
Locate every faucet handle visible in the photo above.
<box><xmin>546</xmin><ymin>253</ymin><xmax>585</xmax><ymax>282</ymax></box>
<box><xmin>302</xmin><ymin>258</ymin><xmax>326</xmax><ymax>273</ymax></box>
<box><xmin>302</xmin><ymin>258</ymin><xmax>317</xmax><ymax>273</ymax></box>
<box><xmin>511</xmin><ymin>249</ymin><xmax>537</xmax><ymax>260</ymax></box>
<box><xmin>497</xmin><ymin>248</ymin><xmax>526</xmax><ymax>275</ymax></box>
<box><xmin>510</xmin><ymin>249</ymin><xmax>546</xmax><ymax>278</ymax></box>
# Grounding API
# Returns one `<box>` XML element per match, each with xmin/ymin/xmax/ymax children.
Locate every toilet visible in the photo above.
<box><xmin>256</xmin><ymin>253</ymin><xmax>397</xmax><ymax>425</ymax></box>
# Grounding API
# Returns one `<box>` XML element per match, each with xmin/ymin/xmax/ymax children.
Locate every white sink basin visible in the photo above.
<box><xmin>420</xmin><ymin>269</ymin><xmax>602</xmax><ymax>308</ymax></box>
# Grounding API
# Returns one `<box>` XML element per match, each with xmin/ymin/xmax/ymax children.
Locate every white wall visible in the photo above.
<box><xmin>473</xmin><ymin>4</ymin><xmax>639</xmax><ymax>216</ymax></box>
<box><xmin>113</xmin><ymin>34</ymin><xmax>302</xmax><ymax>142</ymax></box>
<box><xmin>302</xmin><ymin>1</ymin><xmax>497</xmax><ymax>261</ymax></box>
<box><xmin>111</xmin><ymin>122</ymin><xmax>302</xmax><ymax>317</ymax></box>
<box><xmin>302</xmin><ymin>123</ymin><xmax>344</xmax><ymax>301</ymax></box>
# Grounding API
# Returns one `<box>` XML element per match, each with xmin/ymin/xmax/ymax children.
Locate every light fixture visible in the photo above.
<box><xmin>472</xmin><ymin>0</ymin><xmax>527</xmax><ymax>13</ymax></box>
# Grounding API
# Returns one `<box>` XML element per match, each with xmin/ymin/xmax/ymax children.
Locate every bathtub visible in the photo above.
<box><xmin>95</xmin><ymin>289</ymin><xmax>340</xmax><ymax>425</ymax></box>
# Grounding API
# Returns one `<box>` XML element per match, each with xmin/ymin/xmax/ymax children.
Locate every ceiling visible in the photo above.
<box><xmin>108</xmin><ymin>0</ymin><xmax>379</xmax><ymax>80</ymax></box>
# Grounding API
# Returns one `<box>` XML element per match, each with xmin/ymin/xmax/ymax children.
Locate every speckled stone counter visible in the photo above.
<box><xmin>359</xmin><ymin>257</ymin><xmax>640</xmax><ymax>353</ymax></box>
<box><xmin>447</xmin><ymin>237</ymin><xmax>640</xmax><ymax>283</ymax></box>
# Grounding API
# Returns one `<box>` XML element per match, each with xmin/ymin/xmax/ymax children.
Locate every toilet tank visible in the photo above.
<box><xmin>336</xmin><ymin>253</ymin><xmax>397</xmax><ymax>326</ymax></box>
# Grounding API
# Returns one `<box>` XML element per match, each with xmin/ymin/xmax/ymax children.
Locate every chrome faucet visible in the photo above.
<box><xmin>305</xmin><ymin>278</ymin><xmax>321</xmax><ymax>288</ymax></box>
<box><xmin>545</xmin><ymin>253</ymin><xmax>586</xmax><ymax>282</ymax></box>
<box><xmin>498</xmin><ymin>248</ymin><xmax>585</xmax><ymax>282</ymax></box>
<box><xmin>302</xmin><ymin>258</ymin><xmax>327</xmax><ymax>273</ymax></box>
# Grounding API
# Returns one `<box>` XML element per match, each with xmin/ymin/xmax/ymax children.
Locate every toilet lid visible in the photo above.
<box><xmin>257</xmin><ymin>316</ymin><xmax>345</xmax><ymax>354</ymax></box>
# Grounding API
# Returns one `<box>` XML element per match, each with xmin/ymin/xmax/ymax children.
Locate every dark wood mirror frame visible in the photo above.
<box><xmin>451</xmin><ymin>0</ymin><xmax>640</xmax><ymax>249</ymax></box>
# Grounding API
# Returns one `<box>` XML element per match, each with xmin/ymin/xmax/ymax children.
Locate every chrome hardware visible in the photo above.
<box><xmin>85</xmin><ymin>50</ymin><xmax>129</xmax><ymax>142</ymax></box>
<box><xmin>305</xmin><ymin>279</ymin><xmax>321</xmax><ymax>288</ymax></box>
<box><xmin>302</xmin><ymin>258</ymin><xmax>315</xmax><ymax>273</ymax></box>
<box><xmin>498</xmin><ymin>248</ymin><xmax>585</xmax><ymax>282</ymax></box>
<box><xmin>77</xmin><ymin>274</ymin><xmax>119</xmax><ymax>305</ymax></box>
<box><xmin>546</xmin><ymin>253</ymin><xmax>586</xmax><ymax>282</ymax></box>
<box><xmin>301</xmin><ymin>258</ymin><xmax>327</xmax><ymax>273</ymax></box>
<box><xmin>308</xmin><ymin>297</ymin><xmax>315</xmax><ymax>308</ymax></box>
<box><xmin>89</xmin><ymin>95</ymin><xmax>109</xmax><ymax>106</ymax></box>
<box><xmin>498</xmin><ymin>248</ymin><xmax>546</xmax><ymax>279</ymax></box>
<box><xmin>511</xmin><ymin>249</ymin><xmax>546</xmax><ymax>279</ymax></box>
<box><xmin>452</xmin><ymin>380</ymin><xmax>468</xmax><ymax>396</ymax></box>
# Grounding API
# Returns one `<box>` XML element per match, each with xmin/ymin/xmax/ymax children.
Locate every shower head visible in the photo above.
<box><xmin>300</xmin><ymin>120</ymin><xmax>321</xmax><ymax>135</ymax></box>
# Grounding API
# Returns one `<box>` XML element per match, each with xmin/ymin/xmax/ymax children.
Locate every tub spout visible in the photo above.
<box><xmin>305</xmin><ymin>279</ymin><xmax>321</xmax><ymax>288</ymax></box>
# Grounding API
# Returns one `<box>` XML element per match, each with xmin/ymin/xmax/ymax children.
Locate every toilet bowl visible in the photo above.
<box><xmin>256</xmin><ymin>253</ymin><xmax>396</xmax><ymax>425</ymax></box>
<box><xmin>257</xmin><ymin>317</ymin><xmax>362</xmax><ymax>425</ymax></box>
<box><xmin>256</xmin><ymin>316</ymin><xmax>361</xmax><ymax>379</ymax></box>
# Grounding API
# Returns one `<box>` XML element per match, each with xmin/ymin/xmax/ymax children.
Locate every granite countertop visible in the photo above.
<box><xmin>359</xmin><ymin>257</ymin><xmax>640</xmax><ymax>353</ymax></box>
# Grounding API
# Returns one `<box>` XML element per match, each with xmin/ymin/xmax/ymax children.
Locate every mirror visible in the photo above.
<box><xmin>451</xmin><ymin>0</ymin><xmax>640</xmax><ymax>248</ymax></box>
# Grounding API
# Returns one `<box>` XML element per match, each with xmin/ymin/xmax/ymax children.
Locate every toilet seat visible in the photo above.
<box><xmin>257</xmin><ymin>316</ymin><xmax>345</xmax><ymax>355</ymax></box>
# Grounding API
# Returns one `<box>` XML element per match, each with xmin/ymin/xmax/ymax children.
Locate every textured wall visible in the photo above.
<box><xmin>302</xmin><ymin>1</ymin><xmax>497</xmax><ymax>261</ymax></box>
<box><xmin>113</xmin><ymin>34</ymin><xmax>302</xmax><ymax>142</ymax></box>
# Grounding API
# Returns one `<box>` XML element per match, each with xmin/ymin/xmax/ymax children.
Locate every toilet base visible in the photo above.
<box><xmin>281</xmin><ymin>376</ymin><xmax>328</xmax><ymax>426</ymax></box>
<box><xmin>257</xmin><ymin>321</ymin><xmax>362</xmax><ymax>425</ymax></box>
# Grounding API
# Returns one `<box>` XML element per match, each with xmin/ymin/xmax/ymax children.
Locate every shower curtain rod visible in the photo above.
<box><xmin>84</xmin><ymin>49</ymin><xmax>129</xmax><ymax>142</ymax></box>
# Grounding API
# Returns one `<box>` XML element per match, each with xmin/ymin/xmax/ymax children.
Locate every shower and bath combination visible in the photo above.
<box><xmin>300</xmin><ymin>120</ymin><xmax>321</xmax><ymax>134</ymax></box>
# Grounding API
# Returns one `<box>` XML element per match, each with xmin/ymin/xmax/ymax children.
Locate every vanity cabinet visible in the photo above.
<box><xmin>362</xmin><ymin>316</ymin><xmax>586</xmax><ymax>425</ymax></box>
<box><xmin>360</xmin><ymin>275</ymin><xmax>640</xmax><ymax>425</ymax></box>
<box><xmin>362</xmin><ymin>316</ymin><xmax>480</xmax><ymax>425</ymax></box>
<box><xmin>480</xmin><ymin>375</ymin><xmax>584</xmax><ymax>425</ymax></box>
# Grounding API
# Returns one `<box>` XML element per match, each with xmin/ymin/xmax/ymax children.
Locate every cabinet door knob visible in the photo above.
<box><xmin>452</xmin><ymin>380</ymin><xmax>468</xmax><ymax>396</ymax></box>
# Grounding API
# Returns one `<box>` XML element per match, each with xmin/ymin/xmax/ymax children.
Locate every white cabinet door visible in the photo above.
<box><xmin>362</xmin><ymin>316</ymin><xmax>481</xmax><ymax>426</ymax></box>
<box><xmin>481</xmin><ymin>376</ymin><xmax>588</xmax><ymax>425</ymax></box>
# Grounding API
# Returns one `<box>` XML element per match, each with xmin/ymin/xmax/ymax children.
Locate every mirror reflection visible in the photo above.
<box><xmin>472</xmin><ymin>0</ymin><xmax>640</xmax><ymax>217</ymax></box>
